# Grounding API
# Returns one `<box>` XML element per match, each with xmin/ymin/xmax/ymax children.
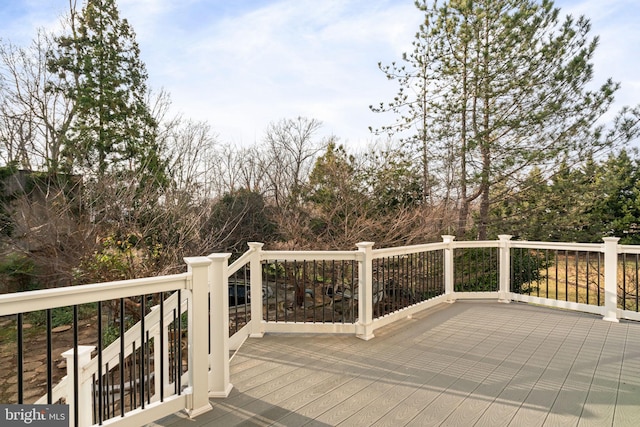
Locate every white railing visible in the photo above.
<box><xmin>225</xmin><ymin>235</ymin><xmax>640</xmax><ymax>342</ymax></box>
<box><xmin>2</xmin><ymin>236</ymin><xmax>640</xmax><ymax>426</ymax></box>
<box><xmin>34</xmin><ymin>292</ymin><xmax>189</xmax><ymax>407</ymax></box>
<box><xmin>0</xmin><ymin>257</ymin><xmax>223</xmax><ymax>427</ymax></box>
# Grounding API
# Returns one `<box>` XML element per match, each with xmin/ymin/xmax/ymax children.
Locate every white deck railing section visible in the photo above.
<box><xmin>1</xmin><ymin>236</ymin><xmax>639</xmax><ymax>426</ymax></box>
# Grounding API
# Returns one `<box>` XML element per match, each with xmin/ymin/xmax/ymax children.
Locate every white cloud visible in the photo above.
<box><xmin>2</xmin><ymin>0</ymin><xmax>638</xmax><ymax>148</ymax></box>
<box><xmin>125</xmin><ymin>0</ymin><xmax>422</xmax><ymax>146</ymax></box>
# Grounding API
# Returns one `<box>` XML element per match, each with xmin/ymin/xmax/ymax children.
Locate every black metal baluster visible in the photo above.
<box><xmin>585</xmin><ymin>252</ymin><xmax>591</xmax><ymax>304</ymax></box>
<box><xmin>467</xmin><ymin>248</ymin><xmax>472</xmax><ymax>291</ymax></box>
<box><xmin>110</xmin><ymin>369</ymin><xmax>115</xmax><ymax>416</ymax></box>
<box><xmin>177</xmin><ymin>290</ymin><xmax>182</xmax><ymax>395</ymax></box>
<box><xmin>17</xmin><ymin>312</ymin><xmax>23</xmax><ymax>404</ymax></box>
<box><xmin>46</xmin><ymin>309</ymin><xmax>52</xmax><ymax>404</ymax></box>
<box><xmin>294</xmin><ymin>260</ymin><xmax>299</xmax><ymax>320</ymax></box>
<box><xmin>408</xmin><ymin>254</ymin><xmax>413</xmax><ymax>305</ymax></box>
<box><xmin>426</xmin><ymin>251</ymin><xmax>431</xmax><ymax>299</ymax></box>
<box><xmin>320</xmin><ymin>261</ymin><xmax>325</xmax><ymax>323</ymax></box>
<box><xmin>564</xmin><ymin>250</ymin><xmax>569</xmax><ymax>301</ymax></box>
<box><xmin>304</xmin><ymin>261</ymin><xmax>308</xmax><ymax>320</ymax></box>
<box><xmin>118</xmin><ymin>299</ymin><xmax>125</xmax><ymax>417</ymax></box>
<box><xmin>171</xmin><ymin>308</ymin><xmax>176</xmax><ymax>392</ymax></box>
<box><xmin>527</xmin><ymin>249</ymin><xmax>533</xmax><ymax>295</ymax></box>
<box><xmin>533</xmin><ymin>249</ymin><xmax>537</xmax><ymax>295</ymax></box>
<box><xmin>159</xmin><ymin>293</ymin><xmax>164</xmax><ymax>402</ymax></box>
<box><xmin>597</xmin><ymin>253</ymin><xmax>602</xmax><ymax>306</ymax></box>
<box><xmin>92</xmin><ymin>373</ymin><xmax>97</xmax><ymax>424</ymax></box>
<box><xmin>336</xmin><ymin>261</ymin><xmax>341</xmax><ymax>322</ymax></box>
<box><xmin>416</xmin><ymin>252</ymin><xmax>422</xmax><ymax>301</ymax></box>
<box><xmin>495</xmin><ymin>248</ymin><xmax>499</xmax><ymax>291</ymax></box>
<box><xmin>97</xmin><ymin>301</ymin><xmax>103</xmax><ymax>425</ymax></box>
<box><xmin>545</xmin><ymin>250</ymin><xmax>549</xmax><ymax>298</ymax></box>
<box><xmin>509</xmin><ymin>248</ymin><xmax>514</xmax><ymax>292</ymax></box>
<box><xmin>373</xmin><ymin>258</ymin><xmax>379</xmax><ymax>317</ymax></box>
<box><xmin>281</xmin><ymin>260</ymin><xmax>286</xmax><ymax>322</ymax></box>
<box><xmin>73</xmin><ymin>305</ymin><xmax>79</xmax><ymax>427</ymax></box>
<box><xmin>623</xmin><ymin>253</ymin><xmax>627</xmax><ymax>310</ymax></box>
<box><xmin>339</xmin><ymin>260</ymin><xmax>345</xmax><ymax>322</ymax></box>
<box><xmin>353</xmin><ymin>260</ymin><xmax>357</xmax><ymax>318</ymax></box>
<box><xmin>313</xmin><ymin>260</ymin><xmax>318</xmax><ymax>323</ymax></box>
<box><xmin>233</xmin><ymin>279</ymin><xmax>239</xmax><ymax>334</ymax></box>
<box><xmin>554</xmin><ymin>250</ymin><xmax>559</xmax><ymax>300</ymax></box>
<box><xmin>635</xmin><ymin>254</ymin><xmax>639</xmax><ymax>312</ymax></box>
<box><xmin>244</xmin><ymin>264</ymin><xmax>250</xmax><ymax>325</ymax></box>
<box><xmin>131</xmin><ymin>341</ymin><xmax>136</xmax><ymax>409</ymax></box>
<box><xmin>476</xmin><ymin>248</ymin><xmax>481</xmax><ymax>290</ymax></box>
<box><xmin>383</xmin><ymin>256</ymin><xmax>388</xmax><ymax>309</ymax></box>
<box><xmin>433</xmin><ymin>251</ymin><xmax>438</xmax><ymax>295</ymax></box>
<box><xmin>146</xmin><ymin>330</ymin><xmax>151</xmax><ymax>404</ymax></box>
<box><xmin>105</xmin><ymin>363</ymin><xmax>110</xmax><ymax>420</ymax></box>
<box><xmin>458</xmin><ymin>249</ymin><xmax>463</xmax><ymax>291</ymax></box>
<box><xmin>575</xmin><ymin>252</ymin><xmax>580</xmax><ymax>303</ymax></box>
<box><xmin>140</xmin><ymin>295</ymin><xmax>145</xmax><ymax>409</ymax></box>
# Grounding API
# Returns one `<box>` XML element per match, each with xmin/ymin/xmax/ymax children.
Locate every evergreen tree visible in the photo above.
<box><xmin>372</xmin><ymin>0</ymin><xmax>637</xmax><ymax>239</ymax></box>
<box><xmin>305</xmin><ymin>142</ymin><xmax>369</xmax><ymax>247</ymax></box>
<box><xmin>47</xmin><ymin>0</ymin><xmax>163</xmax><ymax>181</ymax></box>
<box><xmin>591</xmin><ymin>150</ymin><xmax>640</xmax><ymax>243</ymax></box>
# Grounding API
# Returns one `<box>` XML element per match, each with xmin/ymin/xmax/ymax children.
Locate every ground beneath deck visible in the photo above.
<box><xmin>151</xmin><ymin>301</ymin><xmax>640</xmax><ymax>427</ymax></box>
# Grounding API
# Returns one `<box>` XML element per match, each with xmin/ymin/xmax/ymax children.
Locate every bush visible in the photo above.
<box><xmin>510</xmin><ymin>248</ymin><xmax>553</xmax><ymax>294</ymax></box>
<box><xmin>454</xmin><ymin>247</ymin><xmax>499</xmax><ymax>292</ymax></box>
<box><xmin>0</xmin><ymin>252</ymin><xmax>38</xmax><ymax>292</ymax></box>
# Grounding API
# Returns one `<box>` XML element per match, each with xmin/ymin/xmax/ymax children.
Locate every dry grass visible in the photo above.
<box><xmin>517</xmin><ymin>252</ymin><xmax>640</xmax><ymax>311</ymax></box>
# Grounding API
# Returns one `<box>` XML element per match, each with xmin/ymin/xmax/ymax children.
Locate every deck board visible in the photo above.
<box><xmin>150</xmin><ymin>301</ymin><xmax>640</xmax><ymax>427</ymax></box>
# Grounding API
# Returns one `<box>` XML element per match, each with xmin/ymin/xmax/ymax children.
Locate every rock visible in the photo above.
<box><xmin>23</xmin><ymin>361</ymin><xmax>43</xmax><ymax>371</ymax></box>
<box><xmin>52</xmin><ymin>325</ymin><xmax>72</xmax><ymax>333</ymax></box>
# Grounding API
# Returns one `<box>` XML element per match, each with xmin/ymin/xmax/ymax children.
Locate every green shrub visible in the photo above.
<box><xmin>0</xmin><ymin>253</ymin><xmax>38</xmax><ymax>292</ymax></box>
<box><xmin>454</xmin><ymin>247</ymin><xmax>499</xmax><ymax>292</ymax></box>
<box><xmin>510</xmin><ymin>248</ymin><xmax>553</xmax><ymax>294</ymax></box>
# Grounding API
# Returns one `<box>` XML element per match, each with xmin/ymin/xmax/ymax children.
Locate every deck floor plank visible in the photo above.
<box><xmin>149</xmin><ymin>301</ymin><xmax>640</xmax><ymax>427</ymax></box>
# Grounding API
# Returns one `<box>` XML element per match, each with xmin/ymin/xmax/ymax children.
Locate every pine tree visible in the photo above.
<box><xmin>372</xmin><ymin>0</ymin><xmax>636</xmax><ymax>239</ymax></box>
<box><xmin>47</xmin><ymin>0</ymin><xmax>163</xmax><ymax>181</ymax></box>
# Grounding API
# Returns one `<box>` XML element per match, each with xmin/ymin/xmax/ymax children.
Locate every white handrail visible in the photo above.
<box><xmin>0</xmin><ymin>273</ymin><xmax>189</xmax><ymax>316</ymax></box>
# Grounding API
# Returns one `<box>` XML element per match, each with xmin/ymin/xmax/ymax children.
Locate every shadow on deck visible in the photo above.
<box><xmin>150</xmin><ymin>301</ymin><xmax>640</xmax><ymax>427</ymax></box>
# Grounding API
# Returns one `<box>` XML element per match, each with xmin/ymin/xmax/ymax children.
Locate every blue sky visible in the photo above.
<box><xmin>1</xmin><ymin>0</ymin><xmax>638</xmax><ymax>148</ymax></box>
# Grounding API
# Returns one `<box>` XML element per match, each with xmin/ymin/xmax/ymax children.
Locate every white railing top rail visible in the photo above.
<box><xmin>227</xmin><ymin>247</ymin><xmax>258</xmax><ymax>276</ymax></box>
<box><xmin>619</xmin><ymin>244</ymin><xmax>640</xmax><ymax>255</ymax></box>
<box><xmin>372</xmin><ymin>242</ymin><xmax>448</xmax><ymax>258</ymax></box>
<box><xmin>509</xmin><ymin>240</ymin><xmax>602</xmax><ymax>252</ymax></box>
<box><xmin>451</xmin><ymin>240</ymin><xmax>501</xmax><ymax>249</ymax></box>
<box><xmin>0</xmin><ymin>272</ymin><xmax>190</xmax><ymax>316</ymax></box>
<box><xmin>261</xmin><ymin>250</ymin><xmax>362</xmax><ymax>262</ymax></box>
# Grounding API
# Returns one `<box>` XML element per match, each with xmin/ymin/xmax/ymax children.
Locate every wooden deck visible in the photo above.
<box><xmin>150</xmin><ymin>301</ymin><xmax>640</xmax><ymax>426</ymax></box>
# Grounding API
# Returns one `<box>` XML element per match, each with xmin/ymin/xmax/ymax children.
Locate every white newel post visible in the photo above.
<box><xmin>62</xmin><ymin>345</ymin><xmax>95</xmax><ymax>427</ymax></box>
<box><xmin>356</xmin><ymin>242</ymin><xmax>375</xmax><ymax>340</ymax></box>
<box><xmin>248</xmin><ymin>242</ymin><xmax>265</xmax><ymax>338</ymax></box>
<box><xmin>207</xmin><ymin>253</ymin><xmax>233</xmax><ymax>398</ymax></box>
<box><xmin>498</xmin><ymin>235</ymin><xmax>513</xmax><ymax>303</ymax></box>
<box><xmin>184</xmin><ymin>257</ymin><xmax>214</xmax><ymax>417</ymax></box>
<box><xmin>602</xmin><ymin>237</ymin><xmax>620</xmax><ymax>322</ymax></box>
<box><xmin>442</xmin><ymin>235</ymin><xmax>456</xmax><ymax>302</ymax></box>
